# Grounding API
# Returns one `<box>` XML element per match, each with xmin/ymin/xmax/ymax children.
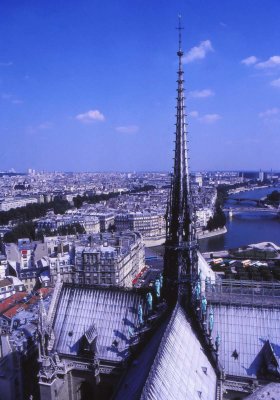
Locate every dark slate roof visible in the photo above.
<box><xmin>209</xmin><ymin>304</ymin><xmax>280</xmax><ymax>378</ymax></box>
<box><xmin>0</xmin><ymin>278</ymin><xmax>12</xmax><ymax>288</ymax></box>
<box><xmin>140</xmin><ymin>305</ymin><xmax>217</xmax><ymax>400</ymax></box>
<box><xmin>245</xmin><ymin>383</ymin><xmax>280</xmax><ymax>399</ymax></box>
<box><xmin>114</xmin><ymin>316</ymin><xmax>170</xmax><ymax>400</ymax></box>
<box><xmin>52</xmin><ymin>285</ymin><xmax>147</xmax><ymax>363</ymax></box>
<box><xmin>116</xmin><ymin>304</ymin><xmax>217</xmax><ymax>400</ymax></box>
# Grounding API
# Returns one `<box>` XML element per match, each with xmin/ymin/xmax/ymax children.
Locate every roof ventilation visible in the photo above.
<box><xmin>201</xmin><ymin>366</ymin><xmax>208</xmax><ymax>375</ymax></box>
<box><xmin>232</xmin><ymin>349</ymin><xmax>239</xmax><ymax>360</ymax></box>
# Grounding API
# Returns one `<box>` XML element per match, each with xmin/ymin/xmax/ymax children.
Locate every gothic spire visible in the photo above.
<box><xmin>163</xmin><ymin>16</ymin><xmax>198</xmax><ymax>307</ymax></box>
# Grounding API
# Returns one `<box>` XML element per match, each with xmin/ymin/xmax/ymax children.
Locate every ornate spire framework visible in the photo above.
<box><xmin>38</xmin><ymin>292</ymin><xmax>48</xmax><ymax>358</ymax></box>
<box><xmin>163</xmin><ymin>16</ymin><xmax>198</xmax><ymax>307</ymax></box>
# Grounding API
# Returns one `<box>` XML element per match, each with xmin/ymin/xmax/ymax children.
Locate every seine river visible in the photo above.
<box><xmin>199</xmin><ymin>186</ymin><xmax>280</xmax><ymax>253</ymax></box>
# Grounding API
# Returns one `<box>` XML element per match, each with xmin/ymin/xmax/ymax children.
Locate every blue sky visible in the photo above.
<box><xmin>0</xmin><ymin>0</ymin><xmax>280</xmax><ymax>172</ymax></box>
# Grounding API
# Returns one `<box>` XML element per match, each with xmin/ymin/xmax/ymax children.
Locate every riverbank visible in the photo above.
<box><xmin>144</xmin><ymin>236</ymin><xmax>165</xmax><ymax>247</ymax></box>
<box><xmin>202</xmin><ymin>241</ymin><xmax>280</xmax><ymax>261</ymax></box>
<box><xmin>144</xmin><ymin>226</ymin><xmax>227</xmax><ymax>248</ymax></box>
<box><xmin>200</xmin><ymin>185</ymin><xmax>280</xmax><ymax>253</ymax></box>
<box><xmin>197</xmin><ymin>226</ymin><xmax>227</xmax><ymax>239</ymax></box>
<box><xmin>228</xmin><ymin>185</ymin><xmax>272</xmax><ymax>195</ymax></box>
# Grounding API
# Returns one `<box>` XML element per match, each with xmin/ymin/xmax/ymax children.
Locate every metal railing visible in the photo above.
<box><xmin>205</xmin><ymin>278</ymin><xmax>280</xmax><ymax>307</ymax></box>
<box><xmin>47</xmin><ymin>277</ymin><xmax>63</xmax><ymax>325</ymax></box>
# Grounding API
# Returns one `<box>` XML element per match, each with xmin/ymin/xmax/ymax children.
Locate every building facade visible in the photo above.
<box><xmin>115</xmin><ymin>211</ymin><xmax>165</xmax><ymax>238</ymax></box>
<box><xmin>5</xmin><ymin>239</ymin><xmax>49</xmax><ymax>292</ymax></box>
<box><xmin>37</xmin><ymin>213</ymin><xmax>100</xmax><ymax>234</ymax></box>
<box><xmin>73</xmin><ymin>232</ymin><xmax>145</xmax><ymax>287</ymax></box>
<box><xmin>92</xmin><ymin>212</ymin><xmax>115</xmax><ymax>232</ymax></box>
<box><xmin>0</xmin><ymin>196</ymin><xmax>38</xmax><ymax>211</ymax></box>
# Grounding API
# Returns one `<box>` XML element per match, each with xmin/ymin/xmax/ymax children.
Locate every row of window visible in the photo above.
<box><xmin>77</xmin><ymin>277</ymin><xmax>113</xmax><ymax>284</ymax></box>
<box><xmin>1</xmin><ymin>285</ymin><xmax>13</xmax><ymax>292</ymax></box>
<box><xmin>20</xmin><ymin>272</ymin><xmax>37</xmax><ymax>278</ymax></box>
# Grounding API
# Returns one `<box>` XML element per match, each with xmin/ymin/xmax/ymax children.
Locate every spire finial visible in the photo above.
<box><xmin>177</xmin><ymin>14</ymin><xmax>184</xmax><ymax>56</ymax></box>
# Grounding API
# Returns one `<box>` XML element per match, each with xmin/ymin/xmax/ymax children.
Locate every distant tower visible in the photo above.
<box><xmin>163</xmin><ymin>16</ymin><xmax>198</xmax><ymax>308</ymax></box>
<box><xmin>259</xmin><ymin>169</ymin><xmax>264</xmax><ymax>182</ymax></box>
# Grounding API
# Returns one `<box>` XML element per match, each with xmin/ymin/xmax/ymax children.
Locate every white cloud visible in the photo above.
<box><xmin>115</xmin><ymin>125</ymin><xmax>139</xmax><ymax>134</ymax></box>
<box><xmin>2</xmin><ymin>93</ymin><xmax>13</xmax><ymax>100</ymax></box>
<box><xmin>11</xmin><ymin>99</ymin><xmax>23</xmax><ymax>105</ymax></box>
<box><xmin>188</xmin><ymin>110</ymin><xmax>221</xmax><ymax>123</ymax></box>
<box><xmin>259</xmin><ymin>108</ymin><xmax>280</xmax><ymax>118</ymax></box>
<box><xmin>26</xmin><ymin>122</ymin><xmax>53</xmax><ymax>135</ymax></box>
<box><xmin>183</xmin><ymin>40</ymin><xmax>213</xmax><ymax>64</ymax></box>
<box><xmin>200</xmin><ymin>113</ymin><xmax>221</xmax><ymax>123</ymax></box>
<box><xmin>0</xmin><ymin>61</ymin><xmax>13</xmax><ymax>67</ymax></box>
<box><xmin>189</xmin><ymin>110</ymin><xmax>199</xmax><ymax>118</ymax></box>
<box><xmin>241</xmin><ymin>55</ymin><xmax>280</xmax><ymax>69</ymax></box>
<box><xmin>255</xmin><ymin>56</ymin><xmax>280</xmax><ymax>69</ymax></box>
<box><xmin>189</xmin><ymin>89</ymin><xmax>215</xmax><ymax>98</ymax></box>
<box><xmin>76</xmin><ymin>109</ymin><xmax>105</xmax><ymax>123</ymax></box>
<box><xmin>241</xmin><ymin>56</ymin><xmax>258</xmax><ymax>66</ymax></box>
<box><xmin>1</xmin><ymin>93</ymin><xmax>23</xmax><ymax>105</ymax></box>
<box><xmin>270</xmin><ymin>78</ymin><xmax>280</xmax><ymax>88</ymax></box>
<box><xmin>37</xmin><ymin>122</ymin><xmax>53</xmax><ymax>130</ymax></box>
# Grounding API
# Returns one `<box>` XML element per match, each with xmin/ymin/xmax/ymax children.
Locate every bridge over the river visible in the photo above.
<box><xmin>223</xmin><ymin>207</ymin><xmax>279</xmax><ymax>215</ymax></box>
<box><xmin>229</xmin><ymin>197</ymin><xmax>266</xmax><ymax>205</ymax></box>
